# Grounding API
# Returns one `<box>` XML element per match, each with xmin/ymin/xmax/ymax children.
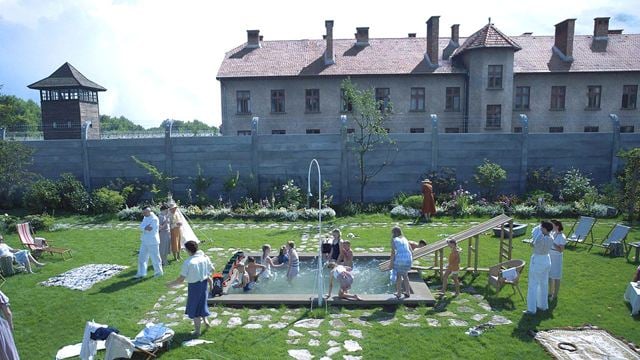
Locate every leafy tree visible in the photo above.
<box><xmin>23</xmin><ymin>179</ymin><xmax>60</xmax><ymax>213</ymax></box>
<box><xmin>0</xmin><ymin>94</ymin><xmax>41</xmax><ymax>131</ymax></box>
<box><xmin>559</xmin><ymin>168</ymin><xmax>597</xmax><ymax>203</ymax></box>
<box><xmin>57</xmin><ymin>173</ymin><xmax>90</xmax><ymax>213</ymax></box>
<box><xmin>131</xmin><ymin>156</ymin><xmax>176</xmax><ymax>202</ymax></box>
<box><xmin>0</xmin><ymin>141</ymin><xmax>36</xmax><ymax>207</ymax></box>
<box><xmin>341</xmin><ymin>78</ymin><xmax>396</xmax><ymax>203</ymax></box>
<box><xmin>474</xmin><ymin>159</ymin><xmax>507</xmax><ymax>200</ymax></box>
<box><xmin>223</xmin><ymin>164</ymin><xmax>240</xmax><ymax>201</ymax></box>
<box><xmin>527</xmin><ymin>166</ymin><xmax>562</xmax><ymax>197</ymax></box>
<box><xmin>153</xmin><ymin>119</ymin><xmax>219</xmax><ymax>135</ymax></box>
<box><xmin>99</xmin><ymin>115</ymin><xmax>145</xmax><ymax>131</ymax></box>
<box><xmin>618</xmin><ymin>148</ymin><xmax>640</xmax><ymax>223</ymax></box>
<box><xmin>190</xmin><ymin>164</ymin><xmax>213</xmax><ymax>206</ymax></box>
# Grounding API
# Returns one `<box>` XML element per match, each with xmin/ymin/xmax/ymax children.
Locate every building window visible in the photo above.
<box><xmin>375</xmin><ymin>88</ymin><xmax>390</xmax><ymax>111</ymax></box>
<box><xmin>549</xmin><ymin>126</ymin><xmax>564</xmax><ymax>133</ymax></box>
<box><xmin>306</xmin><ymin>129</ymin><xmax>320</xmax><ymax>134</ymax></box>
<box><xmin>622</xmin><ymin>85</ymin><xmax>638</xmax><ymax>109</ymax></box>
<box><xmin>410</xmin><ymin>87</ymin><xmax>425</xmax><ymax>112</ymax></box>
<box><xmin>340</xmin><ymin>89</ymin><xmax>353</xmax><ymax>112</ymax></box>
<box><xmin>70</xmin><ymin>89</ymin><xmax>78</xmax><ymax>100</ymax></box>
<box><xmin>410</xmin><ymin>127</ymin><xmax>424</xmax><ymax>133</ymax></box>
<box><xmin>236</xmin><ymin>91</ymin><xmax>251</xmax><ymax>114</ymax></box>
<box><xmin>550</xmin><ymin>86</ymin><xmax>566</xmax><ymax>110</ymax></box>
<box><xmin>346</xmin><ymin>128</ymin><xmax>355</xmax><ymax>134</ymax></box>
<box><xmin>513</xmin><ymin>127</ymin><xmax>522</xmax><ymax>133</ymax></box>
<box><xmin>237</xmin><ymin>130</ymin><xmax>251</xmax><ymax>136</ymax></box>
<box><xmin>584</xmin><ymin>126</ymin><xmax>599</xmax><ymax>132</ymax></box>
<box><xmin>445</xmin><ymin>87</ymin><xmax>461</xmax><ymax>111</ymax></box>
<box><xmin>486</xmin><ymin>105</ymin><xmax>502</xmax><ymax>129</ymax></box>
<box><xmin>52</xmin><ymin>122</ymin><xmax>57</xmax><ymax>129</ymax></box>
<box><xmin>271</xmin><ymin>129</ymin><xmax>286</xmax><ymax>134</ymax></box>
<box><xmin>305</xmin><ymin>89</ymin><xmax>320</xmax><ymax>113</ymax></box>
<box><xmin>620</xmin><ymin>126</ymin><xmax>635</xmax><ymax>133</ymax></box>
<box><xmin>384</xmin><ymin>128</ymin><xmax>390</xmax><ymax>133</ymax></box>
<box><xmin>514</xmin><ymin>86</ymin><xmax>530</xmax><ymax>110</ymax></box>
<box><xmin>487</xmin><ymin>65</ymin><xmax>503</xmax><ymax>89</ymax></box>
<box><xmin>586</xmin><ymin>86</ymin><xmax>601</xmax><ymax>109</ymax></box>
<box><xmin>271</xmin><ymin>89</ymin><xmax>285</xmax><ymax>113</ymax></box>
<box><xmin>445</xmin><ymin>128</ymin><xmax>460</xmax><ymax>133</ymax></box>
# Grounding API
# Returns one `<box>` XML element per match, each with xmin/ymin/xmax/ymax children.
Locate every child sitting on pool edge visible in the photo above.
<box><xmin>325</xmin><ymin>261</ymin><xmax>362</xmax><ymax>301</ymax></box>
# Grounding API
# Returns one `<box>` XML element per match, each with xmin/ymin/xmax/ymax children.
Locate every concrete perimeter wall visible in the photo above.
<box><xmin>17</xmin><ymin>120</ymin><xmax>640</xmax><ymax>203</ymax></box>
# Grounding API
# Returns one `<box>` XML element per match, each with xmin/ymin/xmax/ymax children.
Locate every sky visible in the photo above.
<box><xmin>0</xmin><ymin>0</ymin><xmax>638</xmax><ymax>129</ymax></box>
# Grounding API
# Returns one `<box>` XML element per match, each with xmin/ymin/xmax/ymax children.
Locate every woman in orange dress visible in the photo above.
<box><xmin>421</xmin><ymin>179</ymin><xmax>436</xmax><ymax>222</ymax></box>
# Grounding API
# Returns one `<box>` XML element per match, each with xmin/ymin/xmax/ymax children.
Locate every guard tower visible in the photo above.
<box><xmin>28</xmin><ymin>63</ymin><xmax>106</xmax><ymax>140</ymax></box>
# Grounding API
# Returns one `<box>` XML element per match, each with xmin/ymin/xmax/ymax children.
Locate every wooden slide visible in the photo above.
<box><xmin>379</xmin><ymin>214</ymin><xmax>513</xmax><ymax>272</ymax></box>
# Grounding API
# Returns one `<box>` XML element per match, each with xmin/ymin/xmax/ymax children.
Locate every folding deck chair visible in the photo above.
<box><xmin>589</xmin><ymin>224</ymin><xmax>631</xmax><ymax>256</ymax></box>
<box><xmin>566</xmin><ymin>216</ymin><xmax>597</xmax><ymax>248</ymax></box>
<box><xmin>16</xmin><ymin>223</ymin><xmax>72</xmax><ymax>260</ymax></box>
<box><xmin>487</xmin><ymin>259</ymin><xmax>526</xmax><ymax>301</ymax></box>
<box><xmin>104</xmin><ymin>323</ymin><xmax>174</xmax><ymax>360</ymax></box>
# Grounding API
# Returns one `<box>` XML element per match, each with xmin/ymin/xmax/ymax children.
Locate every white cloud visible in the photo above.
<box><xmin>1</xmin><ymin>0</ymin><xmax>638</xmax><ymax>128</ymax></box>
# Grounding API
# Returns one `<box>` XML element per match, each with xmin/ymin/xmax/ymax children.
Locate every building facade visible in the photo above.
<box><xmin>217</xmin><ymin>17</ymin><xmax>639</xmax><ymax>135</ymax></box>
<box><xmin>28</xmin><ymin>62</ymin><xmax>106</xmax><ymax>140</ymax></box>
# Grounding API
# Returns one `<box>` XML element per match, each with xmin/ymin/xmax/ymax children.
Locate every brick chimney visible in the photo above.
<box><xmin>425</xmin><ymin>16</ymin><xmax>440</xmax><ymax>67</ymax></box>
<box><xmin>553</xmin><ymin>19</ymin><xmax>575</xmax><ymax>62</ymax></box>
<box><xmin>442</xmin><ymin>24</ymin><xmax>460</xmax><ymax>60</ymax></box>
<box><xmin>324</xmin><ymin>20</ymin><xmax>335</xmax><ymax>65</ymax></box>
<box><xmin>355</xmin><ymin>27</ymin><xmax>369</xmax><ymax>46</ymax></box>
<box><xmin>592</xmin><ymin>17</ymin><xmax>609</xmax><ymax>52</ymax></box>
<box><xmin>246</xmin><ymin>30</ymin><xmax>261</xmax><ymax>48</ymax></box>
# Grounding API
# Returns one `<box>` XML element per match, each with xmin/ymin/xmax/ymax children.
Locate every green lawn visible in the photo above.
<box><xmin>1</xmin><ymin>215</ymin><xmax>638</xmax><ymax>359</ymax></box>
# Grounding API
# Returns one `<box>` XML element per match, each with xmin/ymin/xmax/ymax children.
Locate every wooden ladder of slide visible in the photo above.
<box><xmin>378</xmin><ymin>214</ymin><xmax>514</xmax><ymax>274</ymax></box>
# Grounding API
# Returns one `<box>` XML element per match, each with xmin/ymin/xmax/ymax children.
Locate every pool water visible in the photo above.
<box><xmin>227</xmin><ymin>257</ymin><xmax>394</xmax><ymax>295</ymax></box>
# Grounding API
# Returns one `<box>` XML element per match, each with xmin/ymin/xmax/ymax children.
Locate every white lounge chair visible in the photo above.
<box><xmin>566</xmin><ymin>216</ymin><xmax>597</xmax><ymax>248</ymax></box>
<box><xmin>589</xmin><ymin>224</ymin><xmax>631</xmax><ymax>256</ymax></box>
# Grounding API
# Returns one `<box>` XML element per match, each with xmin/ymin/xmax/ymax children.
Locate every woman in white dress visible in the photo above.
<box><xmin>549</xmin><ymin>220</ymin><xmax>566</xmax><ymax>301</ymax></box>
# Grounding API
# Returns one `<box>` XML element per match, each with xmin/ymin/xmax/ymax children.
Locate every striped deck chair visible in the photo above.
<box><xmin>589</xmin><ymin>224</ymin><xmax>631</xmax><ymax>256</ymax></box>
<box><xmin>566</xmin><ymin>216</ymin><xmax>597</xmax><ymax>248</ymax></box>
<box><xmin>16</xmin><ymin>223</ymin><xmax>72</xmax><ymax>260</ymax></box>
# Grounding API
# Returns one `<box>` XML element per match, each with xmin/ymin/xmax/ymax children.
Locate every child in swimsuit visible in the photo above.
<box><xmin>441</xmin><ymin>239</ymin><xmax>461</xmax><ymax>296</ymax></box>
<box><xmin>246</xmin><ymin>256</ymin><xmax>267</xmax><ymax>282</ymax></box>
<box><xmin>337</xmin><ymin>240</ymin><xmax>354</xmax><ymax>268</ymax></box>
<box><xmin>286</xmin><ymin>241</ymin><xmax>299</xmax><ymax>283</ymax></box>
<box><xmin>260</xmin><ymin>244</ymin><xmax>284</xmax><ymax>280</ymax></box>
<box><xmin>232</xmin><ymin>264</ymin><xmax>252</xmax><ymax>291</ymax></box>
<box><xmin>325</xmin><ymin>261</ymin><xmax>362</xmax><ymax>300</ymax></box>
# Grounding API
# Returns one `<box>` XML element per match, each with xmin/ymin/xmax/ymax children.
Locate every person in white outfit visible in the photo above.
<box><xmin>549</xmin><ymin>219</ymin><xmax>566</xmax><ymax>301</ymax></box>
<box><xmin>135</xmin><ymin>207</ymin><xmax>163</xmax><ymax>278</ymax></box>
<box><xmin>525</xmin><ymin>220</ymin><xmax>554</xmax><ymax>315</ymax></box>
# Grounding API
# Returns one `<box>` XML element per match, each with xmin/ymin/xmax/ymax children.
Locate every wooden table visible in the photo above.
<box><xmin>624</xmin><ymin>282</ymin><xmax>640</xmax><ymax>316</ymax></box>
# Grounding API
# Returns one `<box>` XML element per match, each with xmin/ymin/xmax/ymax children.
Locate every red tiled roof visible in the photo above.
<box><xmin>217</xmin><ymin>32</ymin><xmax>640</xmax><ymax>79</ymax></box>
<box><xmin>452</xmin><ymin>23</ymin><xmax>521</xmax><ymax>57</ymax></box>
<box><xmin>28</xmin><ymin>62</ymin><xmax>106</xmax><ymax>91</ymax></box>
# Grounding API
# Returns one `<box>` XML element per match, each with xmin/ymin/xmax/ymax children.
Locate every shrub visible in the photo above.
<box><xmin>91</xmin><ymin>187</ymin><xmax>125</xmax><ymax>214</ymax></box>
<box><xmin>276</xmin><ymin>180</ymin><xmax>303</xmax><ymax>209</ymax></box>
<box><xmin>0</xmin><ymin>214</ymin><xmax>20</xmax><ymax>233</ymax></box>
<box><xmin>335</xmin><ymin>200</ymin><xmax>361</xmax><ymax>217</ymax></box>
<box><xmin>560</xmin><ymin>168</ymin><xmax>597</xmax><ymax>203</ymax></box>
<box><xmin>526</xmin><ymin>167</ymin><xmax>561</xmax><ymax>196</ymax></box>
<box><xmin>390</xmin><ymin>205</ymin><xmax>421</xmax><ymax>219</ymax></box>
<box><xmin>202</xmin><ymin>206</ymin><xmax>234</xmax><ymax>220</ymax></box>
<box><xmin>590</xmin><ymin>203</ymin><xmax>617</xmax><ymax>218</ymax></box>
<box><xmin>474</xmin><ymin>159</ymin><xmax>507</xmax><ymax>200</ymax></box>
<box><xmin>23</xmin><ymin>179</ymin><xmax>61</xmax><ymax>213</ymax></box>
<box><xmin>421</xmin><ymin>167</ymin><xmax>459</xmax><ymax>202</ymax></box>
<box><xmin>391</xmin><ymin>192</ymin><xmax>409</xmax><ymax>207</ymax></box>
<box><xmin>618</xmin><ymin>148</ymin><xmax>640</xmax><ymax>222</ymax></box>
<box><xmin>190</xmin><ymin>165</ymin><xmax>213</xmax><ymax>206</ymax></box>
<box><xmin>24</xmin><ymin>214</ymin><xmax>55</xmax><ymax>232</ymax></box>
<box><xmin>298</xmin><ymin>207</ymin><xmax>336</xmax><ymax>220</ymax></box>
<box><xmin>524</xmin><ymin>190</ymin><xmax>554</xmax><ymax>206</ymax></box>
<box><xmin>540</xmin><ymin>204</ymin><xmax>574</xmax><ymax>218</ymax></box>
<box><xmin>117</xmin><ymin>206</ymin><xmax>142</xmax><ymax>221</ymax></box>
<box><xmin>513</xmin><ymin>204</ymin><xmax>536</xmax><ymax>218</ymax></box>
<box><xmin>468</xmin><ymin>204</ymin><xmax>504</xmax><ymax>217</ymax></box>
<box><xmin>183</xmin><ymin>205</ymin><xmax>203</xmax><ymax>218</ymax></box>
<box><xmin>107</xmin><ymin>178</ymin><xmax>150</xmax><ymax>207</ymax></box>
<box><xmin>402</xmin><ymin>195</ymin><xmax>423</xmax><ymax>210</ymax></box>
<box><xmin>57</xmin><ymin>173</ymin><xmax>90</xmax><ymax>213</ymax></box>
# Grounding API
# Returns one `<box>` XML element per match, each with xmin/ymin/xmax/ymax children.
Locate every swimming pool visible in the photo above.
<box><xmin>209</xmin><ymin>253</ymin><xmax>435</xmax><ymax>307</ymax></box>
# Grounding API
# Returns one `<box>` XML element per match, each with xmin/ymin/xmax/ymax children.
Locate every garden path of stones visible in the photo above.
<box><xmin>135</xmin><ymin>228</ymin><xmax>515</xmax><ymax>359</ymax></box>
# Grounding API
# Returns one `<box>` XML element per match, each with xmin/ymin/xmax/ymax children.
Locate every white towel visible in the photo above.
<box><xmin>501</xmin><ymin>267</ymin><xmax>517</xmax><ymax>282</ymax></box>
<box><xmin>105</xmin><ymin>332</ymin><xmax>135</xmax><ymax>360</ymax></box>
<box><xmin>80</xmin><ymin>321</ymin><xmax>107</xmax><ymax>360</ymax></box>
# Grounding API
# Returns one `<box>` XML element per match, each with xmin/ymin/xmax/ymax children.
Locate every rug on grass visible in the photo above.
<box><xmin>535</xmin><ymin>327</ymin><xmax>640</xmax><ymax>359</ymax></box>
<box><xmin>41</xmin><ymin>264</ymin><xmax>128</xmax><ymax>291</ymax></box>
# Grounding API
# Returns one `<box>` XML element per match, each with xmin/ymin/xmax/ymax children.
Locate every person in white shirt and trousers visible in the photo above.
<box><xmin>135</xmin><ymin>207</ymin><xmax>163</xmax><ymax>278</ymax></box>
<box><xmin>525</xmin><ymin>220</ymin><xmax>554</xmax><ymax>315</ymax></box>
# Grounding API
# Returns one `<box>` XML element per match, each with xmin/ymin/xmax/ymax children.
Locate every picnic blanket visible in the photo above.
<box><xmin>40</xmin><ymin>264</ymin><xmax>128</xmax><ymax>291</ymax></box>
<box><xmin>535</xmin><ymin>328</ymin><xmax>640</xmax><ymax>359</ymax></box>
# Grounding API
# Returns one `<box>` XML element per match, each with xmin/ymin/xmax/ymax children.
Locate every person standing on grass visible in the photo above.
<box><xmin>525</xmin><ymin>220</ymin><xmax>554</xmax><ymax>315</ymax></box>
<box><xmin>158</xmin><ymin>204</ymin><xmax>171</xmax><ymax>266</ymax></box>
<box><xmin>167</xmin><ymin>241</ymin><xmax>214</xmax><ymax>337</ymax></box>
<box><xmin>389</xmin><ymin>226</ymin><xmax>412</xmax><ymax>299</ymax></box>
<box><xmin>286</xmin><ymin>241</ymin><xmax>299</xmax><ymax>283</ymax></box>
<box><xmin>421</xmin><ymin>179</ymin><xmax>436</xmax><ymax>222</ymax></box>
<box><xmin>135</xmin><ymin>207</ymin><xmax>163</xmax><ymax>279</ymax></box>
<box><xmin>0</xmin><ymin>291</ymin><xmax>19</xmax><ymax>360</ymax></box>
<box><xmin>325</xmin><ymin>261</ymin><xmax>362</xmax><ymax>301</ymax></box>
<box><xmin>441</xmin><ymin>239</ymin><xmax>461</xmax><ymax>296</ymax></box>
<box><xmin>549</xmin><ymin>219</ymin><xmax>566</xmax><ymax>301</ymax></box>
<box><xmin>168</xmin><ymin>201</ymin><xmax>183</xmax><ymax>261</ymax></box>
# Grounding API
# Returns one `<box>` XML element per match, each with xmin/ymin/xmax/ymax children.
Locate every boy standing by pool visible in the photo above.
<box><xmin>441</xmin><ymin>239</ymin><xmax>460</xmax><ymax>296</ymax></box>
<box><xmin>286</xmin><ymin>241</ymin><xmax>299</xmax><ymax>283</ymax></box>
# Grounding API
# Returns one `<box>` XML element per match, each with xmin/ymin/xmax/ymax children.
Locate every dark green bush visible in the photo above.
<box><xmin>57</xmin><ymin>173</ymin><xmax>90</xmax><ymax>213</ymax></box>
<box><xmin>107</xmin><ymin>178</ymin><xmax>150</xmax><ymax>207</ymax></box>
<box><xmin>421</xmin><ymin>167</ymin><xmax>458</xmax><ymax>202</ymax></box>
<box><xmin>526</xmin><ymin>167</ymin><xmax>561</xmax><ymax>196</ymax></box>
<box><xmin>23</xmin><ymin>179</ymin><xmax>61</xmax><ymax>213</ymax></box>
<box><xmin>560</xmin><ymin>168</ymin><xmax>597</xmax><ymax>202</ymax></box>
<box><xmin>92</xmin><ymin>187</ymin><xmax>125</xmax><ymax>214</ymax></box>
<box><xmin>24</xmin><ymin>214</ymin><xmax>55</xmax><ymax>232</ymax></box>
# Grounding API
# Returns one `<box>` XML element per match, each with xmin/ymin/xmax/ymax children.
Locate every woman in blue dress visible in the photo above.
<box><xmin>389</xmin><ymin>226</ymin><xmax>413</xmax><ymax>299</ymax></box>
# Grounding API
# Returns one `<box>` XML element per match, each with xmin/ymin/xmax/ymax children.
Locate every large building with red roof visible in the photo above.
<box><xmin>217</xmin><ymin>17</ymin><xmax>639</xmax><ymax>135</ymax></box>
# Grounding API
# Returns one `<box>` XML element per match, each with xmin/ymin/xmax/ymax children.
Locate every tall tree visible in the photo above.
<box><xmin>0</xmin><ymin>141</ymin><xmax>36</xmax><ymax>207</ymax></box>
<box><xmin>154</xmin><ymin>119</ymin><xmax>219</xmax><ymax>134</ymax></box>
<box><xmin>99</xmin><ymin>115</ymin><xmax>145</xmax><ymax>131</ymax></box>
<box><xmin>341</xmin><ymin>78</ymin><xmax>396</xmax><ymax>203</ymax></box>
<box><xmin>0</xmin><ymin>93</ymin><xmax>41</xmax><ymax>131</ymax></box>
